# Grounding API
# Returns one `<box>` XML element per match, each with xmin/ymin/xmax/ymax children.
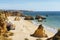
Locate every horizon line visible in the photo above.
<box><xmin>0</xmin><ymin>9</ymin><xmax>60</xmax><ymax>11</ymax></box>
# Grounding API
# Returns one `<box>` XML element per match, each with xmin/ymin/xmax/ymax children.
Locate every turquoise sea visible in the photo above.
<box><xmin>22</xmin><ymin>11</ymin><xmax>60</xmax><ymax>29</ymax></box>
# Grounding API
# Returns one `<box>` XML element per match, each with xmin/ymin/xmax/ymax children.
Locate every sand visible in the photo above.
<box><xmin>7</xmin><ymin>16</ymin><xmax>57</xmax><ymax>40</ymax></box>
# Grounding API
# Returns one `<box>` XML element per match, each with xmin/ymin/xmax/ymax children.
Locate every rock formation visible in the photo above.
<box><xmin>14</xmin><ymin>16</ymin><xmax>20</xmax><ymax>21</ymax></box>
<box><xmin>35</xmin><ymin>15</ymin><xmax>46</xmax><ymax>19</ymax></box>
<box><xmin>47</xmin><ymin>29</ymin><xmax>60</xmax><ymax>40</ymax></box>
<box><xmin>38</xmin><ymin>18</ymin><xmax>43</xmax><ymax>22</ymax></box>
<box><xmin>11</xmin><ymin>11</ymin><xmax>25</xmax><ymax>17</ymax></box>
<box><xmin>0</xmin><ymin>13</ymin><xmax>7</xmax><ymax>33</ymax></box>
<box><xmin>0</xmin><ymin>13</ymin><xmax>14</xmax><ymax>40</ymax></box>
<box><xmin>19</xmin><ymin>13</ymin><xmax>25</xmax><ymax>17</ymax></box>
<box><xmin>24</xmin><ymin>16</ymin><xmax>34</xmax><ymax>20</ymax></box>
<box><xmin>31</xmin><ymin>24</ymin><xmax>47</xmax><ymax>38</ymax></box>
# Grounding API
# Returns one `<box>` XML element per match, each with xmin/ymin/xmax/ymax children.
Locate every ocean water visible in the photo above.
<box><xmin>43</xmin><ymin>16</ymin><xmax>60</xmax><ymax>29</ymax></box>
<box><xmin>22</xmin><ymin>11</ymin><xmax>60</xmax><ymax>29</ymax></box>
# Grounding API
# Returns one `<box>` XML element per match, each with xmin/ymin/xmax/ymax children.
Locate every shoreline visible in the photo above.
<box><xmin>7</xmin><ymin>16</ymin><xmax>58</xmax><ymax>40</ymax></box>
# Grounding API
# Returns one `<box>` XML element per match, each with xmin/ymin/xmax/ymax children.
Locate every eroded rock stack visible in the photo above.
<box><xmin>35</xmin><ymin>15</ymin><xmax>46</xmax><ymax>19</ymax></box>
<box><xmin>24</xmin><ymin>16</ymin><xmax>34</xmax><ymax>20</ymax></box>
<box><xmin>31</xmin><ymin>24</ymin><xmax>47</xmax><ymax>38</ymax></box>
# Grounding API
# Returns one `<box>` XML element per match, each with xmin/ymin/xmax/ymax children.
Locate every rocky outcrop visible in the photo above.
<box><xmin>31</xmin><ymin>24</ymin><xmax>47</xmax><ymax>38</ymax></box>
<box><xmin>24</xmin><ymin>16</ymin><xmax>34</xmax><ymax>20</ymax></box>
<box><xmin>14</xmin><ymin>16</ymin><xmax>20</xmax><ymax>21</ymax></box>
<box><xmin>35</xmin><ymin>15</ymin><xmax>46</xmax><ymax>19</ymax></box>
<box><xmin>11</xmin><ymin>11</ymin><xmax>25</xmax><ymax>17</ymax></box>
<box><xmin>0</xmin><ymin>13</ymin><xmax>14</xmax><ymax>40</ymax></box>
<box><xmin>0</xmin><ymin>35</ymin><xmax>12</xmax><ymax>40</ymax></box>
<box><xmin>47</xmin><ymin>29</ymin><xmax>60</xmax><ymax>40</ymax></box>
<box><xmin>0</xmin><ymin>13</ymin><xmax>7</xmax><ymax>33</ymax></box>
<box><xmin>19</xmin><ymin>13</ymin><xmax>25</xmax><ymax>17</ymax></box>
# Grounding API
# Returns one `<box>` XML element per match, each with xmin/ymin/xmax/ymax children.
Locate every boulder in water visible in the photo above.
<box><xmin>35</xmin><ymin>15</ymin><xmax>46</xmax><ymax>19</ymax></box>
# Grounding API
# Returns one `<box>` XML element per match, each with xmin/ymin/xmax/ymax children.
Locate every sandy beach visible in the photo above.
<box><xmin>7</xmin><ymin>16</ymin><xmax>58</xmax><ymax>40</ymax></box>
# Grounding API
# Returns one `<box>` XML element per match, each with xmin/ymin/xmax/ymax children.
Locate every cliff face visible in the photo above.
<box><xmin>0</xmin><ymin>10</ymin><xmax>25</xmax><ymax>17</ymax></box>
<box><xmin>31</xmin><ymin>24</ymin><xmax>47</xmax><ymax>38</ymax></box>
<box><xmin>0</xmin><ymin>13</ymin><xmax>7</xmax><ymax>33</ymax></box>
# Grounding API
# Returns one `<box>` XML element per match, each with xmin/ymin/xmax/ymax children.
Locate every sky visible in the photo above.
<box><xmin>0</xmin><ymin>0</ymin><xmax>60</xmax><ymax>11</ymax></box>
